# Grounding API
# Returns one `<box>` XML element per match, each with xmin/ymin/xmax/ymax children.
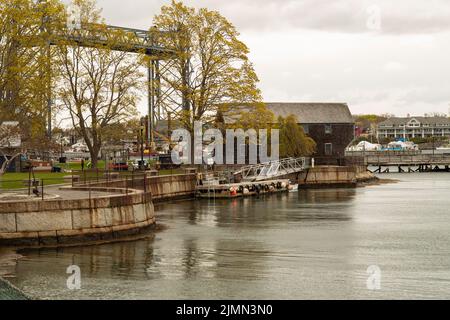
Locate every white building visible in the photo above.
<box><xmin>377</xmin><ymin>117</ymin><xmax>450</xmax><ymax>140</ymax></box>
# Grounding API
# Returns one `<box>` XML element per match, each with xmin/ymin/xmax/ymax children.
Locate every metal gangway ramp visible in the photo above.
<box><xmin>234</xmin><ymin>158</ymin><xmax>308</xmax><ymax>182</ymax></box>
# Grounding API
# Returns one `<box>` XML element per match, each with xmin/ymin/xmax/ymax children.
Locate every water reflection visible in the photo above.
<box><xmin>7</xmin><ymin>175</ymin><xmax>450</xmax><ymax>299</ymax></box>
<box><xmin>162</xmin><ymin>189</ymin><xmax>357</xmax><ymax>229</ymax></box>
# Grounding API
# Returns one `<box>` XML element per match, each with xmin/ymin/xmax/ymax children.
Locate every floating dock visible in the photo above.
<box><xmin>196</xmin><ymin>179</ymin><xmax>292</xmax><ymax>198</ymax></box>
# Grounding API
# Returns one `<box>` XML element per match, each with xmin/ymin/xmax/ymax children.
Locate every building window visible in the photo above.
<box><xmin>302</xmin><ymin>124</ymin><xmax>309</xmax><ymax>134</ymax></box>
<box><xmin>325</xmin><ymin>124</ymin><xmax>332</xmax><ymax>134</ymax></box>
<box><xmin>325</xmin><ymin>143</ymin><xmax>333</xmax><ymax>156</ymax></box>
<box><xmin>407</xmin><ymin>119</ymin><xmax>421</xmax><ymax>127</ymax></box>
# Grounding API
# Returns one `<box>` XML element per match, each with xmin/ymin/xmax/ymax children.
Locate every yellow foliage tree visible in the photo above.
<box><xmin>0</xmin><ymin>0</ymin><xmax>64</xmax><ymax>146</ymax></box>
<box><xmin>153</xmin><ymin>1</ymin><xmax>262</xmax><ymax>132</ymax></box>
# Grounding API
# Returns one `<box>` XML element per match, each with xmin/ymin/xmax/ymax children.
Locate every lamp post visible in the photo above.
<box><xmin>140</xmin><ymin>117</ymin><xmax>146</xmax><ymax>171</ymax></box>
<box><xmin>60</xmin><ymin>135</ymin><xmax>63</xmax><ymax>160</ymax></box>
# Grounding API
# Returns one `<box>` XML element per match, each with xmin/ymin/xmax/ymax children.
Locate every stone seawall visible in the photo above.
<box><xmin>0</xmin><ymin>188</ymin><xmax>155</xmax><ymax>246</ymax></box>
<box><xmin>298</xmin><ymin>165</ymin><xmax>376</xmax><ymax>188</ymax></box>
<box><xmin>87</xmin><ymin>174</ymin><xmax>197</xmax><ymax>201</ymax></box>
<box><xmin>0</xmin><ymin>174</ymin><xmax>196</xmax><ymax>246</ymax></box>
<box><xmin>148</xmin><ymin>174</ymin><xmax>197</xmax><ymax>201</ymax></box>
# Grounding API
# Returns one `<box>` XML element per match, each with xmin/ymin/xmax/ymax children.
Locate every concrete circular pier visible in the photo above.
<box><xmin>0</xmin><ymin>174</ymin><xmax>197</xmax><ymax>247</ymax></box>
<box><xmin>0</xmin><ymin>185</ymin><xmax>155</xmax><ymax>246</ymax></box>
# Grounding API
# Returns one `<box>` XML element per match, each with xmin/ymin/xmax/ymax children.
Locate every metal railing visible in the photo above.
<box><xmin>234</xmin><ymin>157</ymin><xmax>308</xmax><ymax>182</ymax></box>
<box><xmin>365</xmin><ymin>153</ymin><xmax>450</xmax><ymax>165</ymax></box>
<box><xmin>345</xmin><ymin>150</ymin><xmax>421</xmax><ymax>157</ymax></box>
<box><xmin>0</xmin><ymin>177</ymin><xmax>64</xmax><ymax>199</ymax></box>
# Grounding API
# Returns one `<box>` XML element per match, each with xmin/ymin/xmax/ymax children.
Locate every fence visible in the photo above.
<box><xmin>365</xmin><ymin>153</ymin><xmax>450</xmax><ymax>165</ymax></box>
<box><xmin>345</xmin><ymin>150</ymin><xmax>420</xmax><ymax>157</ymax></box>
<box><xmin>313</xmin><ymin>156</ymin><xmax>366</xmax><ymax>167</ymax></box>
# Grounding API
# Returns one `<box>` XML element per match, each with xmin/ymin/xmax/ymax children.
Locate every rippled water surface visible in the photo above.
<box><xmin>5</xmin><ymin>173</ymin><xmax>450</xmax><ymax>299</ymax></box>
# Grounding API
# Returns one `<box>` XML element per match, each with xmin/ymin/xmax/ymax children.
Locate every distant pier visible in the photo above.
<box><xmin>363</xmin><ymin>153</ymin><xmax>450</xmax><ymax>173</ymax></box>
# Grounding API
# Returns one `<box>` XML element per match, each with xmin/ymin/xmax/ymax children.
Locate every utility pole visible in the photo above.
<box><xmin>38</xmin><ymin>0</ymin><xmax>53</xmax><ymax>139</ymax></box>
<box><xmin>148</xmin><ymin>60</ymin><xmax>154</xmax><ymax>148</ymax></box>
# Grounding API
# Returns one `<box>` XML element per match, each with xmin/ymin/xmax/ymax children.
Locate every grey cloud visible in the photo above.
<box><xmin>188</xmin><ymin>0</ymin><xmax>450</xmax><ymax>35</ymax></box>
<box><xmin>59</xmin><ymin>1</ymin><xmax>450</xmax><ymax>116</ymax></box>
<box><xmin>67</xmin><ymin>0</ymin><xmax>450</xmax><ymax>35</ymax></box>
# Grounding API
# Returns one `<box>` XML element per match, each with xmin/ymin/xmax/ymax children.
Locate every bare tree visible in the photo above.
<box><xmin>55</xmin><ymin>1</ymin><xmax>143</xmax><ymax>168</ymax></box>
<box><xmin>0</xmin><ymin>121</ymin><xmax>22</xmax><ymax>176</ymax></box>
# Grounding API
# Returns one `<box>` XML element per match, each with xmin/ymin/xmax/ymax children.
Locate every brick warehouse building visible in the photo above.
<box><xmin>264</xmin><ymin>103</ymin><xmax>355</xmax><ymax>161</ymax></box>
<box><xmin>222</xmin><ymin>103</ymin><xmax>355</xmax><ymax>163</ymax></box>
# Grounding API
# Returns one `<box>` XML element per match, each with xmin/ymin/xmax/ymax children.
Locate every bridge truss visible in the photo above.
<box><xmin>32</xmin><ymin>3</ymin><xmax>184</xmax><ymax>144</ymax></box>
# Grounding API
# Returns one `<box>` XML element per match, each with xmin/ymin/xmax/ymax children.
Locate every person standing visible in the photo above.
<box><xmin>81</xmin><ymin>158</ymin><xmax>85</xmax><ymax>171</ymax></box>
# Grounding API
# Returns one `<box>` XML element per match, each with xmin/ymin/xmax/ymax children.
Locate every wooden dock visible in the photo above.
<box><xmin>364</xmin><ymin>154</ymin><xmax>450</xmax><ymax>173</ymax></box>
<box><xmin>196</xmin><ymin>179</ymin><xmax>291</xmax><ymax>198</ymax></box>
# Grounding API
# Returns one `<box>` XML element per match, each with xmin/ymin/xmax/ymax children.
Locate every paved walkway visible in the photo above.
<box><xmin>51</xmin><ymin>187</ymin><xmax>118</xmax><ymax>200</ymax></box>
<box><xmin>0</xmin><ymin>186</ymin><xmax>122</xmax><ymax>202</ymax></box>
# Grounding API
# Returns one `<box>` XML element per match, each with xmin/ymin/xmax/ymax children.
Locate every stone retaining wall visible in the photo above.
<box><xmin>0</xmin><ymin>188</ymin><xmax>155</xmax><ymax>246</ymax></box>
<box><xmin>86</xmin><ymin>174</ymin><xmax>197</xmax><ymax>201</ymax></box>
<box><xmin>298</xmin><ymin>165</ymin><xmax>375</xmax><ymax>188</ymax></box>
<box><xmin>354</xmin><ymin>165</ymin><xmax>376</xmax><ymax>182</ymax></box>
<box><xmin>148</xmin><ymin>174</ymin><xmax>197</xmax><ymax>200</ymax></box>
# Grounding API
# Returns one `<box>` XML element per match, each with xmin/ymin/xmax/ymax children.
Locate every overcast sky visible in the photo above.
<box><xmin>65</xmin><ymin>0</ymin><xmax>450</xmax><ymax>116</ymax></box>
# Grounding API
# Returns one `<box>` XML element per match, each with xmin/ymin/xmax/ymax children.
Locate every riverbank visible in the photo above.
<box><xmin>0</xmin><ymin>277</ymin><xmax>29</xmax><ymax>300</ymax></box>
<box><xmin>0</xmin><ymin>249</ymin><xmax>29</xmax><ymax>300</ymax></box>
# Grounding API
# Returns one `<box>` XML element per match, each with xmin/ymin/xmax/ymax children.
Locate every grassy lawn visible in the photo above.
<box><xmin>0</xmin><ymin>164</ymin><xmax>184</xmax><ymax>190</ymax></box>
<box><xmin>0</xmin><ymin>161</ymin><xmax>105</xmax><ymax>190</ymax></box>
<box><xmin>0</xmin><ymin>172</ymin><xmax>68</xmax><ymax>190</ymax></box>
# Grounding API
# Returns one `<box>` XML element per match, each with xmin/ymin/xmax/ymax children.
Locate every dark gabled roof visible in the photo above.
<box><xmin>223</xmin><ymin>102</ymin><xmax>354</xmax><ymax>124</ymax></box>
<box><xmin>265</xmin><ymin>103</ymin><xmax>354</xmax><ymax>124</ymax></box>
<box><xmin>378</xmin><ymin>117</ymin><xmax>450</xmax><ymax>127</ymax></box>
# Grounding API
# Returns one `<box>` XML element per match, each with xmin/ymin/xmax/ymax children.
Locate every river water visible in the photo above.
<box><xmin>4</xmin><ymin>173</ymin><xmax>450</xmax><ymax>299</ymax></box>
